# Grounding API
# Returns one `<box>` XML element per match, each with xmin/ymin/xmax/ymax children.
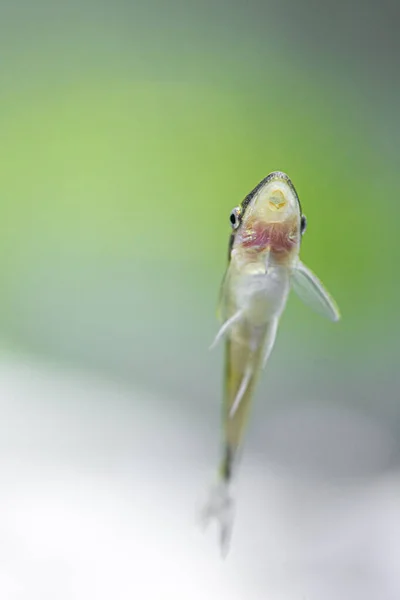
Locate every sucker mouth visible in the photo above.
<box><xmin>268</xmin><ymin>189</ymin><xmax>286</xmax><ymax>211</ymax></box>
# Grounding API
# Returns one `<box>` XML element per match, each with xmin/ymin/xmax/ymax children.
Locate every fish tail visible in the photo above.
<box><xmin>199</xmin><ymin>444</ymin><xmax>237</xmax><ymax>557</ymax></box>
<box><xmin>199</xmin><ymin>468</ymin><xmax>235</xmax><ymax>558</ymax></box>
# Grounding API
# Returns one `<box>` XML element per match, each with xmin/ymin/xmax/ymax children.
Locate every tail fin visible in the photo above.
<box><xmin>199</xmin><ymin>477</ymin><xmax>235</xmax><ymax>557</ymax></box>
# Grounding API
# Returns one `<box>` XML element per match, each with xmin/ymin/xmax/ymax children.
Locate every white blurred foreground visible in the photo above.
<box><xmin>0</xmin><ymin>351</ymin><xmax>399</xmax><ymax>600</ymax></box>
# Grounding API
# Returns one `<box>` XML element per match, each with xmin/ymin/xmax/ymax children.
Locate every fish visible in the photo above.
<box><xmin>200</xmin><ymin>171</ymin><xmax>340</xmax><ymax>556</ymax></box>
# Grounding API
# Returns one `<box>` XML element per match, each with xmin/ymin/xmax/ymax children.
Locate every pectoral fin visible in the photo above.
<box><xmin>291</xmin><ymin>261</ymin><xmax>340</xmax><ymax>322</ymax></box>
<box><xmin>217</xmin><ymin>267</ymin><xmax>230</xmax><ymax>321</ymax></box>
<box><xmin>262</xmin><ymin>317</ymin><xmax>279</xmax><ymax>368</ymax></box>
<box><xmin>210</xmin><ymin>310</ymin><xmax>244</xmax><ymax>350</ymax></box>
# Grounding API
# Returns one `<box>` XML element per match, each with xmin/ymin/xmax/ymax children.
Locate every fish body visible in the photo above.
<box><xmin>201</xmin><ymin>171</ymin><xmax>340</xmax><ymax>555</ymax></box>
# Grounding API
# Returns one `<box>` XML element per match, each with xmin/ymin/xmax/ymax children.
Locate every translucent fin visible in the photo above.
<box><xmin>209</xmin><ymin>310</ymin><xmax>244</xmax><ymax>350</ymax></box>
<box><xmin>216</xmin><ymin>268</ymin><xmax>230</xmax><ymax>321</ymax></box>
<box><xmin>291</xmin><ymin>261</ymin><xmax>341</xmax><ymax>322</ymax></box>
<box><xmin>199</xmin><ymin>479</ymin><xmax>235</xmax><ymax>558</ymax></box>
<box><xmin>262</xmin><ymin>318</ymin><xmax>279</xmax><ymax>369</ymax></box>
<box><xmin>229</xmin><ymin>362</ymin><xmax>253</xmax><ymax>419</ymax></box>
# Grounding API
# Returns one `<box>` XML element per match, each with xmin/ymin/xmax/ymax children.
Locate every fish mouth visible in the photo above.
<box><xmin>268</xmin><ymin>189</ymin><xmax>287</xmax><ymax>211</ymax></box>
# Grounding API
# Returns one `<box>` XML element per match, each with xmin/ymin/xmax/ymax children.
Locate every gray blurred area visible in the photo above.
<box><xmin>1</xmin><ymin>350</ymin><xmax>400</xmax><ymax>600</ymax></box>
<box><xmin>0</xmin><ymin>0</ymin><xmax>399</xmax><ymax>598</ymax></box>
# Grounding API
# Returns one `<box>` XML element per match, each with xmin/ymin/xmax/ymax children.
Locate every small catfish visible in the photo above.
<box><xmin>201</xmin><ymin>171</ymin><xmax>340</xmax><ymax>556</ymax></box>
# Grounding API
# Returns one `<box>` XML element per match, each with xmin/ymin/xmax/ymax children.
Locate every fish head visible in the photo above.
<box><xmin>229</xmin><ymin>172</ymin><xmax>304</xmax><ymax>259</ymax></box>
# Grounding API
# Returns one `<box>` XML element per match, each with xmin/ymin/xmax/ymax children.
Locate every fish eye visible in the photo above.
<box><xmin>301</xmin><ymin>215</ymin><xmax>307</xmax><ymax>235</ymax></box>
<box><xmin>229</xmin><ymin>206</ymin><xmax>241</xmax><ymax>230</ymax></box>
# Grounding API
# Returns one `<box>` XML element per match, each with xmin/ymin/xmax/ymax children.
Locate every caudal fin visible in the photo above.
<box><xmin>199</xmin><ymin>478</ymin><xmax>235</xmax><ymax>557</ymax></box>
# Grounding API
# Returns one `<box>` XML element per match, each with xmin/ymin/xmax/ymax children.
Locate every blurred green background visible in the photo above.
<box><xmin>1</xmin><ymin>0</ymin><xmax>399</xmax><ymax>418</ymax></box>
<box><xmin>0</xmin><ymin>1</ymin><xmax>399</xmax><ymax>597</ymax></box>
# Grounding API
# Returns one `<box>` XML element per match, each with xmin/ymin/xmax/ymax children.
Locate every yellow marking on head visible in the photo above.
<box><xmin>268</xmin><ymin>189</ymin><xmax>287</xmax><ymax>211</ymax></box>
